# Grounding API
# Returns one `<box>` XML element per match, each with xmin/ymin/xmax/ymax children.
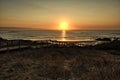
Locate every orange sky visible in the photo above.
<box><xmin>0</xmin><ymin>0</ymin><xmax>120</xmax><ymax>30</ymax></box>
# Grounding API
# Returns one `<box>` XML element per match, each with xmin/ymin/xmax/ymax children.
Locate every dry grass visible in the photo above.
<box><xmin>0</xmin><ymin>47</ymin><xmax>120</xmax><ymax>80</ymax></box>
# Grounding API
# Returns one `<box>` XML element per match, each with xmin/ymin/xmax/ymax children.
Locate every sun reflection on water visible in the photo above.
<box><xmin>62</xmin><ymin>30</ymin><xmax>66</xmax><ymax>41</ymax></box>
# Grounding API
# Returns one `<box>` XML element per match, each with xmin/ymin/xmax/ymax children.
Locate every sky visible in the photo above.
<box><xmin>0</xmin><ymin>0</ymin><xmax>120</xmax><ymax>30</ymax></box>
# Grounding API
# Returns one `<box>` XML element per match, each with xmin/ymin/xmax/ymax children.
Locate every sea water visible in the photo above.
<box><xmin>0</xmin><ymin>30</ymin><xmax>120</xmax><ymax>41</ymax></box>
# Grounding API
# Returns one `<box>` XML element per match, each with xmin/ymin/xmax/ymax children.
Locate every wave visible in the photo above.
<box><xmin>0</xmin><ymin>30</ymin><xmax>120</xmax><ymax>41</ymax></box>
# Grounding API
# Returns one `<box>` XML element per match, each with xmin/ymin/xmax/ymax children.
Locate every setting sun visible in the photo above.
<box><xmin>59</xmin><ymin>21</ymin><xmax>69</xmax><ymax>30</ymax></box>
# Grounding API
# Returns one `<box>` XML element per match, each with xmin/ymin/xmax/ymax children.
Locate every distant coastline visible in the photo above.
<box><xmin>0</xmin><ymin>27</ymin><xmax>32</xmax><ymax>30</ymax></box>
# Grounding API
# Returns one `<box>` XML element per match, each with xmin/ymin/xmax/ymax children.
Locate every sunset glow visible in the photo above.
<box><xmin>0</xmin><ymin>0</ymin><xmax>120</xmax><ymax>30</ymax></box>
<box><xmin>59</xmin><ymin>21</ymin><xmax>69</xmax><ymax>30</ymax></box>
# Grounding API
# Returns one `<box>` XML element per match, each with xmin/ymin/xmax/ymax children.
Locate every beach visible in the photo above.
<box><xmin>0</xmin><ymin>37</ymin><xmax>120</xmax><ymax>80</ymax></box>
<box><xmin>1</xmin><ymin>0</ymin><xmax>120</xmax><ymax>79</ymax></box>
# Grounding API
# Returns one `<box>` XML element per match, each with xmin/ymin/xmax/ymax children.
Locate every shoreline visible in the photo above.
<box><xmin>0</xmin><ymin>37</ymin><xmax>120</xmax><ymax>52</ymax></box>
<box><xmin>0</xmin><ymin>37</ymin><xmax>109</xmax><ymax>47</ymax></box>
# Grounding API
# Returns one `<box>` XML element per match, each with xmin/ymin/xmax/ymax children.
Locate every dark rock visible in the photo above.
<box><xmin>96</xmin><ymin>38</ymin><xmax>111</xmax><ymax>41</ymax></box>
<box><xmin>0</xmin><ymin>37</ymin><xmax>7</xmax><ymax>41</ymax></box>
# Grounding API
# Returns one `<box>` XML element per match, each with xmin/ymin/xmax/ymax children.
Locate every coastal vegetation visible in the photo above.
<box><xmin>0</xmin><ymin>37</ymin><xmax>120</xmax><ymax>80</ymax></box>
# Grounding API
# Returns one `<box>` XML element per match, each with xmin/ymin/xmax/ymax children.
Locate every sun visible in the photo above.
<box><xmin>59</xmin><ymin>21</ymin><xmax>69</xmax><ymax>30</ymax></box>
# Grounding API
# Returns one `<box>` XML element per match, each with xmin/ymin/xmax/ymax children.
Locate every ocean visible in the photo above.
<box><xmin>0</xmin><ymin>30</ymin><xmax>120</xmax><ymax>41</ymax></box>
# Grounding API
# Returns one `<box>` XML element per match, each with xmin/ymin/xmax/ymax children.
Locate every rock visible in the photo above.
<box><xmin>96</xmin><ymin>38</ymin><xmax>111</xmax><ymax>41</ymax></box>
